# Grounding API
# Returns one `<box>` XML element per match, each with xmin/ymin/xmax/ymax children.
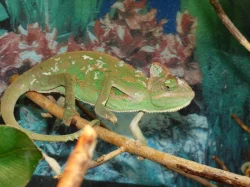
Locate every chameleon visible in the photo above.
<box><xmin>1</xmin><ymin>51</ymin><xmax>195</xmax><ymax>142</ymax></box>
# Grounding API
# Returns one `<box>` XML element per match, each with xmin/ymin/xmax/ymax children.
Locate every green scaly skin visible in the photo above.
<box><xmin>1</xmin><ymin>51</ymin><xmax>195</xmax><ymax>142</ymax></box>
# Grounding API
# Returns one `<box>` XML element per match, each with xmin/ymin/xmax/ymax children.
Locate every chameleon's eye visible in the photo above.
<box><xmin>164</xmin><ymin>78</ymin><xmax>177</xmax><ymax>90</ymax></box>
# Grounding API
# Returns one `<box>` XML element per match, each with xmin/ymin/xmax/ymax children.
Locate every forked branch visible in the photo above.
<box><xmin>8</xmin><ymin>74</ymin><xmax>250</xmax><ymax>186</ymax></box>
<box><xmin>212</xmin><ymin>156</ymin><xmax>230</xmax><ymax>171</ymax></box>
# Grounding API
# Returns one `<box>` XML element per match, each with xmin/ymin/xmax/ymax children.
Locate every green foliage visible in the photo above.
<box><xmin>0</xmin><ymin>126</ymin><xmax>42</xmax><ymax>187</ymax></box>
<box><xmin>71</xmin><ymin>0</ymin><xmax>103</xmax><ymax>32</ymax></box>
<box><xmin>5</xmin><ymin>0</ymin><xmax>21</xmax><ymax>28</ymax></box>
<box><xmin>0</xmin><ymin>3</ymin><xmax>8</xmax><ymax>21</ymax></box>
<box><xmin>5</xmin><ymin>0</ymin><xmax>104</xmax><ymax>35</ymax></box>
<box><xmin>0</xmin><ymin>29</ymin><xmax>7</xmax><ymax>36</ymax></box>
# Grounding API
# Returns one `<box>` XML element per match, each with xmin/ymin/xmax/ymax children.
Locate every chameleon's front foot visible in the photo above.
<box><xmin>63</xmin><ymin>107</ymin><xmax>78</xmax><ymax>126</ymax></box>
<box><xmin>95</xmin><ymin>106</ymin><xmax>117</xmax><ymax>124</ymax></box>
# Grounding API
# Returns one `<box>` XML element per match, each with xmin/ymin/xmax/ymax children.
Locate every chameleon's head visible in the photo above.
<box><xmin>147</xmin><ymin>63</ymin><xmax>195</xmax><ymax>112</ymax></box>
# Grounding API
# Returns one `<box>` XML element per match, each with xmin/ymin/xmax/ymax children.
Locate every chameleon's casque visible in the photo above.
<box><xmin>1</xmin><ymin>51</ymin><xmax>195</xmax><ymax>141</ymax></box>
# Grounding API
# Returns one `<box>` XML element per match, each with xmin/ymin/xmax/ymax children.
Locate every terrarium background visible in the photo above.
<box><xmin>0</xmin><ymin>0</ymin><xmax>249</xmax><ymax>186</ymax></box>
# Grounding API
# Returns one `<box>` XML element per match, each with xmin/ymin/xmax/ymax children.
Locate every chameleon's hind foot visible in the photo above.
<box><xmin>63</xmin><ymin>107</ymin><xmax>78</xmax><ymax>126</ymax></box>
<box><xmin>95</xmin><ymin>106</ymin><xmax>117</xmax><ymax>124</ymax></box>
<box><xmin>135</xmin><ymin>137</ymin><xmax>147</xmax><ymax>146</ymax></box>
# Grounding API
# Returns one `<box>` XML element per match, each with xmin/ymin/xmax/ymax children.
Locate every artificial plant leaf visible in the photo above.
<box><xmin>0</xmin><ymin>126</ymin><xmax>42</xmax><ymax>187</ymax></box>
<box><xmin>0</xmin><ymin>29</ymin><xmax>7</xmax><ymax>36</ymax></box>
<box><xmin>0</xmin><ymin>3</ymin><xmax>8</xmax><ymax>21</ymax></box>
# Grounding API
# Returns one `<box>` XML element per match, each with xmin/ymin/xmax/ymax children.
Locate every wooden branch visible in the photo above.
<box><xmin>95</xmin><ymin>126</ymin><xmax>250</xmax><ymax>186</ymax></box>
<box><xmin>88</xmin><ymin>147</ymin><xmax>125</xmax><ymax>169</ymax></box>
<box><xmin>26</xmin><ymin>90</ymin><xmax>214</xmax><ymax>186</ymax></box>
<box><xmin>212</xmin><ymin>156</ymin><xmax>230</xmax><ymax>171</ymax></box>
<box><xmin>210</xmin><ymin>0</ymin><xmax>250</xmax><ymax>52</ymax></box>
<box><xmin>232</xmin><ymin>113</ymin><xmax>250</xmax><ymax>134</ymax></box>
<box><xmin>22</xmin><ymin>90</ymin><xmax>250</xmax><ymax>186</ymax></box>
<box><xmin>57</xmin><ymin>125</ymin><xmax>97</xmax><ymax>187</ymax></box>
<box><xmin>170</xmin><ymin>167</ymin><xmax>217</xmax><ymax>187</ymax></box>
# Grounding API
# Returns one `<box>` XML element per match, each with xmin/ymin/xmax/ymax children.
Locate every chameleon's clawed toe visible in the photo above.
<box><xmin>135</xmin><ymin>139</ymin><xmax>147</xmax><ymax>147</ymax></box>
<box><xmin>108</xmin><ymin>113</ymin><xmax>118</xmax><ymax>124</ymax></box>
<box><xmin>63</xmin><ymin>108</ymin><xmax>78</xmax><ymax>126</ymax></box>
<box><xmin>103</xmin><ymin>110</ymin><xmax>118</xmax><ymax>124</ymax></box>
<box><xmin>95</xmin><ymin>107</ymin><xmax>117</xmax><ymax>124</ymax></box>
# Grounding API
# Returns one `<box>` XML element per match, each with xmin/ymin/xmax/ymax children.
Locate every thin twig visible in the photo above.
<box><xmin>210</xmin><ymin>0</ymin><xmax>250</xmax><ymax>52</ymax></box>
<box><xmin>88</xmin><ymin>147</ymin><xmax>125</xmax><ymax>169</ymax></box>
<box><xmin>232</xmin><ymin>113</ymin><xmax>250</xmax><ymax>134</ymax></box>
<box><xmin>212</xmin><ymin>156</ymin><xmax>230</xmax><ymax>171</ymax></box>
<box><xmin>42</xmin><ymin>152</ymin><xmax>61</xmax><ymax>176</ymax></box>
<box><xmin>57</xmin><ymin>125</ymin><xmax>97</xmax><ymax>187</ymax></box>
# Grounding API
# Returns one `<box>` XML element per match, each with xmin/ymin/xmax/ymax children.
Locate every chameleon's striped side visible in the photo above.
<box><xmin>56</xmin><ymin>51</ymin><xmax>149</xmax><ymax>110</ymax></box>
<box><xmin>0</xmin><ymin>51</ymin><xmax>148</xmax><ymax>142</ymax></box>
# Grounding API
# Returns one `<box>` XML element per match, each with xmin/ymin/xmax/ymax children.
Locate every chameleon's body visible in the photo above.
<box><xmin>1</xmin><ymin>51</ymin><xmax>194</xmax><ymax>142</ymax></box>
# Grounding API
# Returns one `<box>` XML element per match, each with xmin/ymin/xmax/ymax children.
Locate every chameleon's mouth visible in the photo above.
<box><xmin>149</xmin><ymin>87</ymin><xmax>195</xmax><ymax>109</ymax></box>
<box><xmin>152</xmin><ymin>91</ymin><xmax>195</xmax><ymax>100</ymax></box>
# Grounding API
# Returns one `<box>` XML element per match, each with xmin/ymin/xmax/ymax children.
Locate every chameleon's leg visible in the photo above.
<box><xmin>31</xmin><ymin>73</ymin><xmax>77</xmax><ymax>126</ymax></box>
<box><xmin>94</xmin><ymin>75</ymin><xmax>116</xmax><ymax>123</ymax></box>
<box><xmin>129</xmin><ymin>111</ymin><xmax>147</xmax><ymax>145</ymax></box>
<box><xmin>95</xmin><ymin>75</ymin><xmax>144</xmax><ymax>123</ymax></box>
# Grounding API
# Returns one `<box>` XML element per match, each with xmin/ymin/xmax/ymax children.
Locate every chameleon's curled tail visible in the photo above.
<box><xmin>1</xmin><ymin>74</ymin><xmax>83</xmax><ymax>142</ymax></box>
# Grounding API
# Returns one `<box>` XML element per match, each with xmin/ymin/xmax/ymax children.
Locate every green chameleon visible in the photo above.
<box><xmin>1</xmin><ymin>51</ymin><xmax>194</xmax><ymax>142</ymax></box>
